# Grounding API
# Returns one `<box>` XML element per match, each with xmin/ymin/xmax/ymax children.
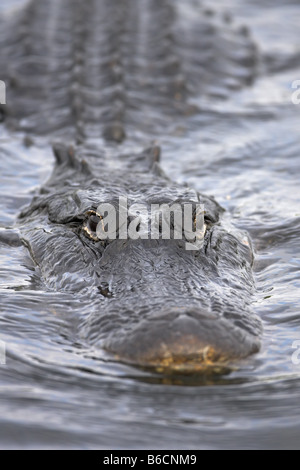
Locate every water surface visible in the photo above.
<box><xmin>0</xmin><ymin>0</ymin><xmax>300</xmax><ymax>449</ymax></box>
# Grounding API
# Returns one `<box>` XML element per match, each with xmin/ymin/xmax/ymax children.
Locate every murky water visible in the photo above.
<box><xmin>0</xmin><ymin>0</ymin><xmax>300</xmax><ymax>449</ymax></box>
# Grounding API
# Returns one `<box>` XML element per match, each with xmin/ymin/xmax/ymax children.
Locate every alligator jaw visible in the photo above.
<box><xmin>112</xmin><ymin>345</ymin><xmax>238</xmax><ymax>376</ymax></box>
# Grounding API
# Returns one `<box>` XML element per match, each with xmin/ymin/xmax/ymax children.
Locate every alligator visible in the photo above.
<box><xmin>0</xmin><ymin>0</ymin><xmax>262</xmax><ymax>373</ymax></box>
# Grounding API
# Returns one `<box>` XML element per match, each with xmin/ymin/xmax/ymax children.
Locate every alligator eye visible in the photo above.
<box><xmin>193</xmin><ymin>215</ymin><xmax>208</xmax><ymax>236</ymax></box>
<box><xmin>194</xmin><ymin>221</ymin><xmax>207</xmax><ymax>240</ymax></box>
<box><xmin>200</xmin><ymin>223</ymin><xmax>207</xmax><ymax>236</ymax></box>
<box><xmin>82</xmin><ymin>211</ymin><xmax>102</xmax><ymax>241</ymax></box>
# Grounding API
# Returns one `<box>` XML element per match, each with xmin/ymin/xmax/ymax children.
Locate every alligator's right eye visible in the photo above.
<box><xmin>82</xmin><ymin>211</ymin><xmax>102</xmax><ymax>241</ymax></box>
<box><xmin>88</xmin><ymin>215</ymin><xmax>99</xmax><ymax>233</ymax></box>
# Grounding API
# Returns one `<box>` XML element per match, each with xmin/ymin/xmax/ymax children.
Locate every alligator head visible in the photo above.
<box><xmin>18</xmin><ymin>145</ymin><xmax>262</xmax><ymax>373</ymax></box>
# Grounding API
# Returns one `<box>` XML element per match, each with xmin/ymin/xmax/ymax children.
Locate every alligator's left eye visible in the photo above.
<box><xmin>194</xmin><ymin>213</ymin><xmax>208</xmax><ymax>236</ymax></box>
<box><xmin>194</xmin><ymin>219</ymin><xmax>207</xmax><ymax>241</ymax></box>
<box><xmin>82</xmin><ymin>211</ymin><xmax>102</xmax><ymax>241</ymax></box>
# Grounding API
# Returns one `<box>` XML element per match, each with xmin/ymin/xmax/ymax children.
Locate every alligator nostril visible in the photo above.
<box><xmin>171</xmin><ymin>314</ymin><xmax>202</xmax><ymax>336</ymax></box>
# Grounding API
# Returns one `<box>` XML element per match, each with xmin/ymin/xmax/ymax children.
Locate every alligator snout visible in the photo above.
<box><xmin>103</xmin><ymin>308</ymin><xmax>261</xmax><ymax>373</ymax></box>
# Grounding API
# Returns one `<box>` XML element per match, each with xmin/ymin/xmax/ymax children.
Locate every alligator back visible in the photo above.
<box><xmin>0</xmin><ymin>0</ymin><xmax>257</xmax><ymax>143</ymax></box>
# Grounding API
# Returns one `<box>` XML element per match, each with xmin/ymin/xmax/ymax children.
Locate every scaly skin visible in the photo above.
<box><xmin>0</xmin><ymin>0</ymin><xmax>262</xmax><ymax>372</ymax></box>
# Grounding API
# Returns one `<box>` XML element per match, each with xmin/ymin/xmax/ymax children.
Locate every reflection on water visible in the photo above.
<box><xmin>0</xmin><ymin>0</ymin><xmax>300</xmax><ymax>450</ymax></box>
